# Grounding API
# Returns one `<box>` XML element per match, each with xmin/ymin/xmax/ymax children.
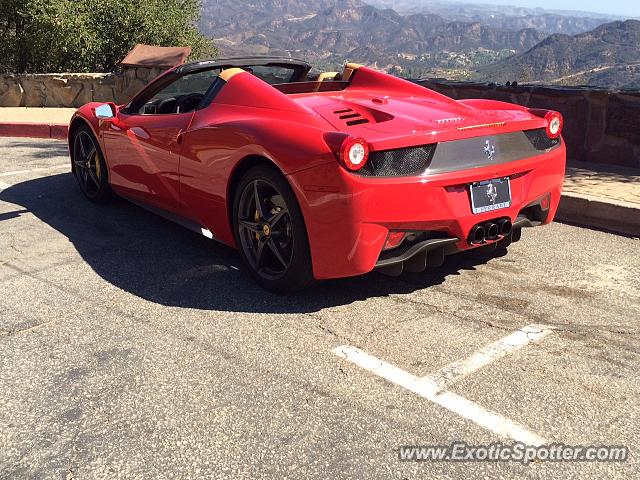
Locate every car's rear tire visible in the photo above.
<box><xmin>232</xmin><ymin>165</ymin><xmax>314</xmax><ymax>292</ymax></box>
<box><xmin>71</xmin><ymin>125</ymin><xmax>114</xmax><ymax>203</ymax></box>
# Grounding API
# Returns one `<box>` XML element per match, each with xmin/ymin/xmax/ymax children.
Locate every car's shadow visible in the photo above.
<box><xmin>0</xmin><ymin>173</ymin><xmax>506</xmax><ymax>313</ymax></box>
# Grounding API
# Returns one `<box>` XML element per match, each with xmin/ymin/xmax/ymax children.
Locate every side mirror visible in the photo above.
<box><xmin>94</xmin><ymin>103</ymin><xmax>116</xmax><ymax>121</ymax></box>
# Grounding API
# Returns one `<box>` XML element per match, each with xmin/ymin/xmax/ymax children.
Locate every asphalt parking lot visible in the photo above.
<box><xmin>1</xmin><ymin>137</ymin><xmax>639</xmax><ymax>479</ymax></box>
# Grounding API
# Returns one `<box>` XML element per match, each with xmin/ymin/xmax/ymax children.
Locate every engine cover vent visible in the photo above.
<box><xmin>333</xmin><ymin>108</ymin><xmax>370</xmax><ymax>127</ymax></box>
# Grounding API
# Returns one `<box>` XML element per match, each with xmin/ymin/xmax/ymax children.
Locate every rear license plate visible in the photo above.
<box><xmin>470</xmin><ymin>177</ymin><xmax>511</xmax><ymax>214</ymax></box>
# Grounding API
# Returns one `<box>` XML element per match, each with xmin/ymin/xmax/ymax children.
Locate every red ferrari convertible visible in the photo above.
<box><xmin>68</xmin><ymin>57</ymin><xmax>565</xmax><ymax>291</ymax></box>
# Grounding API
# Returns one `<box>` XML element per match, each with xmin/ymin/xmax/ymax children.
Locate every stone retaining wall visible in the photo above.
<box><xmin>418</xmin><ymin>80</ymin><xmax>640</xmax><ymax>169</ymax></box>
<box><xmin>0</xmin><ymin>67</ymin><xmax>164</xmax><ymax>108</ymax></box>
<box><xmin>1</xmin><ymin>70</ymin><xmax>637</xmax><ymax>168</ymax></box>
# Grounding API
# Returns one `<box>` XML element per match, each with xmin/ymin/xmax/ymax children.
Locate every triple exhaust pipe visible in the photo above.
<box><xmin>468</xmin><ymin>218</ymin><xmax>512</xmax><ymax>245</ymax></box>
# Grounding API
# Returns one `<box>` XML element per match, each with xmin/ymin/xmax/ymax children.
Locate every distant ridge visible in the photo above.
<box><xmin>474</xmin><ymin>20</ymin><xmax>640</xmax><ymax>89</ymax></box>
<box><xmin>199</xmin><ymin>0</ymin><xmax>546</xmax><ymax>74</ymax></box>
<box><xmin>367</xmin><ymin>0</ymin><xmax>625</xmax><ymax>35</ymax></box>
<box><xmin>198</xmin><ymin>1</ymin><xmax>639</xmax><ymax>88</ymax></box>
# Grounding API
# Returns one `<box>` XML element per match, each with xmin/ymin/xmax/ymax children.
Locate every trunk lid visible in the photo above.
<box><xmin>291</xmin><ymin>91</ymin><xmax>546</xmax><ymax>150</ymax></box>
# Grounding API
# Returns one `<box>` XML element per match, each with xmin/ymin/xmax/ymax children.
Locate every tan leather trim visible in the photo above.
<box><xmin>342</xmin><ymin>62</ymin><xmax>363</xmax><ymax>81</ymax></box>
<box><xmin>342</xmin><ymin>68</ymin><xmax>355</xmax><ymax>81</ymax></box>
<box><xmin>219</xmin><ymin>67</ymin><xmax>245</xmax><ymax>82</ymax></box>
<box><xmin>317</xmin><ymin>71</ymin><xmax>339</xmax><ymax>81</ymax></box>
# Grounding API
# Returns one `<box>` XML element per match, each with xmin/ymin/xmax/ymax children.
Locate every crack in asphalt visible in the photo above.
<box><xmin>543</xmin><ymin>323</ymin><xmax>637</xmax><ymax>337</ymax></box>
<box><xmin>388</xmin><ymin>287</ymin><xmax>638</xmax><ymax>341</ymax></box>
<box><xmin>317</xmin><ymin>323</ymin><xmax>345</xmax><ymax>341</ymax></box>
<box><xmin>390</xmin><ymin>293</ymin><xmax>517</xmax><ymax>332</ymax></box>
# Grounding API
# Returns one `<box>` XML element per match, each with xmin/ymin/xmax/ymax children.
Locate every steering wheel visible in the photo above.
<box><xmin>175</xmin><ymin>93</ymin><xmax>204</xmax><ymax>114</ymax></box>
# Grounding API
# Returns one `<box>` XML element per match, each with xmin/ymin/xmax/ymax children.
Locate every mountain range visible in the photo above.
<box><xmin>367</xmin><ymin>0</ymin><xmax>625</xmax><ymax>35</ymax></box>
<box><xmin>474</xmin><ymin>19</ymin><xmax>640</xmax><ymax>89</ymax></box>
<box><xmin>199</xmin><ymin>0</ymin><xmax>547</xmax><ymax>75</ymax></box>
<box><xmin>198</xmin><ymin>0</ymin><xmax>640</xmax><ymax>89</ymax></box>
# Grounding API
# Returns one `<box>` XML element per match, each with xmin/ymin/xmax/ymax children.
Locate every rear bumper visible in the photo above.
<box><xmin>288</xmin><ymin>143</ymin><xmax>566</xmax><ymax>280</ymax></box>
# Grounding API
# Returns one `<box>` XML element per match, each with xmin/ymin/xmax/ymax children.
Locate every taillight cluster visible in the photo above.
<box><xmin>527</xmin><ymin>108</ymin><xmax>564</xmax><ymax>140</ymax></box>
<box><xmin>544</xmin><ymin>111</ymin><xmax>563</xmax><ymax>139</ymax></box>
<box><xmin>339</xmin><ymin>136</ymin><xmax>369</xmax><ymax>171</ymax></box>
<box><xmin>324</xmin><ymin>132</ymin><xmax>371</xmax><ymax>172</ymax></box>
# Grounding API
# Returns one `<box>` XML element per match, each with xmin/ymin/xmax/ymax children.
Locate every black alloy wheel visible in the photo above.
<box><xmin>233</xmin><ymin>166</ymin><xmax>314</xmax><ymax>292</ymax></box>
<box><xmin>72</xmin><ymin>126</ymin><xmax>113</xmax><ymax>203</ymax></box>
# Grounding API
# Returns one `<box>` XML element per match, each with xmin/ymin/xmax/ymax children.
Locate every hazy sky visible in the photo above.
<box><xmin>447</xmin><ymin>0</ymin><xmax>639</xmax><ymax>17</ymax></box>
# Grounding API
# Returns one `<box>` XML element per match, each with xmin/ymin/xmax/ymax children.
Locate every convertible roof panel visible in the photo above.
<box><xmin>176</xmin><ymin>57</ymin><xmax>312</xmax><ymax>75</ymax></box>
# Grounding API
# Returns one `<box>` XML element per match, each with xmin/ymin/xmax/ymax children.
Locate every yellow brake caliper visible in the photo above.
<box><xmin>94</xmin><ymin>152</ymin><xmax>101</xmax><ymax>179</ymax></box>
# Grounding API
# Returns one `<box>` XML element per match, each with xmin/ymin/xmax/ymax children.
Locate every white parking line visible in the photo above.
<box><xmin>333</xmin><ymin>323</ymin><xmax>554</xmax><ymax>446</ymax></box>
<box><xmin>422</xmin><ymin>324</ymin><xmax>553</xmax><ymax>388</ymax></box>
<box><xmin>0</xmin><ymin>169</ymin><xmax>31</xmax><ymax>177</ymax></box>
<box><xmin>0</xmin><ymin>165</ymin><xmax>69</xmax><ymax>193</ymax></box>
<box><xmin>0</xmin><ymin>164</ymin><xmax>68</xmax><ymax>177</ymax></box>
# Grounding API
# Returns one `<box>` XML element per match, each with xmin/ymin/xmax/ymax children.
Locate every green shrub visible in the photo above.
<box><xmin>0</xmin><ymin>0</ymin><xmax>217</xmax><ymax>73</ymax></box>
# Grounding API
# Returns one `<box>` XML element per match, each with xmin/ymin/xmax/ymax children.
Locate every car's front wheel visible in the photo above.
<box><xmin>232</xmin><ymin>165</ymin><xmax>314</xmax><ymax>292</ymax></box>
<box><xmin>71</xmin><ymin>126</ymin><xmax>114</xmax><ymax>203</ymax></box>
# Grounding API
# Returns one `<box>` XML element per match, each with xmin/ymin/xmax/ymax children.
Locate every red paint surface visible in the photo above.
<box><xmin>67</xmin><ymin>65</ymin><xmax>566</xmax><ymax>280</ymax></box>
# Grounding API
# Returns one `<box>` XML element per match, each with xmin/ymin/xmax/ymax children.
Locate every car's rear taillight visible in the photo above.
<box><xmin>544</xmin><ymin>111</ymin><xmax>563</xmax><ymax>139</ymax></box>
<box><xmin>323</xmin><ymin>133</ymin><xmax>371</xmax><ymax>172</ymax></box>
<box><xmin>339</xmin><ymin>136</ymin><xmax>369</xmax><ymax>171</ymax></box>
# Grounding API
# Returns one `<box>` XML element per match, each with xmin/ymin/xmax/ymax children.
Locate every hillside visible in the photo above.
<box><xmin>197</xmin><ymin>1</ymin><xmax>640</xmax><ymax>88</ymax></box>
<box><xmin>198</xmin><ymin>0</ymin><xmax>546</xmax><ymax>75</ymax></box>
<box><xmin>474</xmin><ymin>20</ymin><xmax>640</xmax><ymax>88</ymax></box>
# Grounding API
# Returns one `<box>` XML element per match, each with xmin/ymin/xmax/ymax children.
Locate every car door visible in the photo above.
<box><xmin>103</xmin><ymin>68</ymin><xmax>220</xmax><ymax>212</ymax></box>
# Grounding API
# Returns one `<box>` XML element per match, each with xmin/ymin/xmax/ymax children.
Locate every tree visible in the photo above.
<box><xmin>0</xmin><ymin>0</ymin><xmax>217</xmax><ymax>73</ymax></box>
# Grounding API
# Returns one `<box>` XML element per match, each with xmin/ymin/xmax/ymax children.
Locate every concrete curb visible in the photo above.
<box><xmin>556</xmin><ymin>192</ymin><xmax>640</xmax><ymax>238</ymax></box>
<box><xmin>0</xmin><ymin>122</ymin><xmax>68</xmax><ymax>140</ymax></box>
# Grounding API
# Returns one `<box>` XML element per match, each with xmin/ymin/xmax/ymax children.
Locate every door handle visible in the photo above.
<box><xmin>176</xmin><ymin>131</ymin><xmax>184</xmax><ymax>145</ymax></box>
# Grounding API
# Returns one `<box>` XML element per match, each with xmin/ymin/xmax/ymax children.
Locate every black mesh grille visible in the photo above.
<box><xmin>524</xmin><ymin>128</ymin><xmax>560</xmax><ymax>151</ymax></box>
<box><xmin>356</xmin><ymin>144</ymin><xmax>436</xmax><ymax>177</ymax></box>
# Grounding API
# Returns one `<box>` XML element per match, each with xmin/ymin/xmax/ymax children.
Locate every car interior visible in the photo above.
<box><xmin>137</xmin><ymin>68</ymin><xmax>222</xmax><ymax>115</ymax></box>
<box><xmin>132</xmin><ymin>61</ymin><xmax>352</xmax><ymax>115</ymax></box>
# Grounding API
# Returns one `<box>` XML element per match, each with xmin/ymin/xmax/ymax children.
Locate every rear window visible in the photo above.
<box><xmin>213</xmin><ymin>63</ymin><xmax>306</xmax><ymax>84</ymax></box>
<box><xmin>246</xmin><ymin>65</ymin><xmax>298</xmax><ymax>84</ymax></box>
